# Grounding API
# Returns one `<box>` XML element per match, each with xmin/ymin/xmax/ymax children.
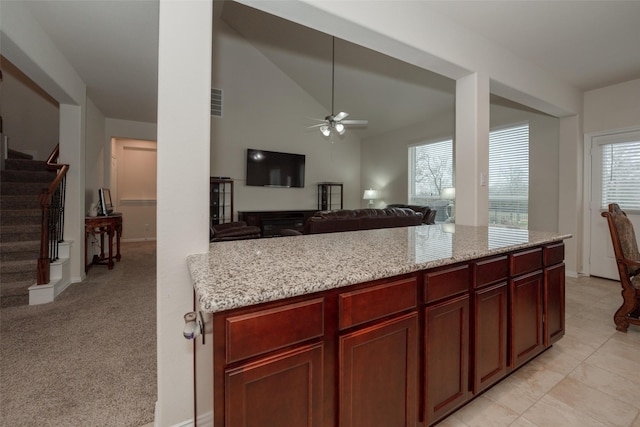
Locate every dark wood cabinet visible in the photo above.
<box><xmin>202</xmin><ymin>242</ymin><xmax>566</xmax><ymax>427</ymax></box>
<box><xmin>544</xmin><ymin>242</ymin><xmax>566</xmax><ymax>346</ymax></box>
<box><xmin>473</xmin><ymin>282</ymin><xmax>508</xmax><ymax>394</ymax></box>
<box><xmin>510</xmin><ymin>271</ymin><xmax>545</xmax><ymax>369</ymax></box>
<box><xmin>225</xmin><ymin>343</ymin><xmax>324</xmax><ymax>427</ymax></box>
<box><xmin>425</xmin><ymin>294</ymin><xmax>470</xmax><ymax>425</ymax></box>
<box><xmin>339</xmin><ymin>313</ymin><xmax>418</xmax><ymax>427</ymax></box>
<box><xmin>238</xmin><ymin>210</ymin><xmax>318</xmax><ymax>237</ymax></box>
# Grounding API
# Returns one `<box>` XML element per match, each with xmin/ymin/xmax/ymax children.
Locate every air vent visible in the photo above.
<box><xmin>211</xmin><ymin>88</ymin><xmax>223</xmax><ymax>117</ymax></box>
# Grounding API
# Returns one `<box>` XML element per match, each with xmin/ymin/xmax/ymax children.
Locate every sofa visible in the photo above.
<box><xmin>299</xmin><ymin>207</ymin><xmax>424</xmax><ymax>235</ymax></box>
<box><xmin>210</xmin><ymin>221</ymin><xmax>261</xmax><ymax>242</ymax></box>
<box><xmin>386</xmin><ymin>204</ymin><xmax>437</xmax><ymax>225</ymax></box>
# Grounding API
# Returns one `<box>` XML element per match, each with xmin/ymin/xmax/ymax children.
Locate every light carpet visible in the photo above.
<box><xmin>1</xmin><ymin>241</ymin><xmax>156</xmax><ymax>427</ymax></box>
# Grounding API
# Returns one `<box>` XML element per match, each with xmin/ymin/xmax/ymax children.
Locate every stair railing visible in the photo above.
<box><xmin>37</xmin><ymin>144</ymin><xmax>69</xmax><ymax>285</ymax></box>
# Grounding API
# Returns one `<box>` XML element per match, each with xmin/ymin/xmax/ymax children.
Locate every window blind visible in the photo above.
<box><xmin>601</xmin><ymin>140</ymin><xmax>640</xmax><ymax>211</ymax></box>
<box><xmin>489</xmin><ymin>124</ymin><xmax>529</xmax><ymax>229</ymax></box>
<box><xmin>409</xmin><ymin>139</ymin><xmax>453</xmax><ymax>203</ymax></box>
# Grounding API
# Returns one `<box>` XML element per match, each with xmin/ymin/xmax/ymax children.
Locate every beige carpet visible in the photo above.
<box><xmin>1</xmin><ymin>241</ymin><xmax>157</xmax><ymax>427</ymax></box>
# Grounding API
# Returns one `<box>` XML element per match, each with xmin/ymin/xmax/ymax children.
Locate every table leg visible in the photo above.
<box><xmin>107</xmin><ymin>227</ymin><xmax>114</xmax><ymax>269</ymax></box>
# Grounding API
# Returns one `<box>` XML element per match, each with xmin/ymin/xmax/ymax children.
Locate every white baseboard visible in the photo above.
<box><xmin>28</xmin><ymin>241</ymin><xmax>73</xmax><ymax>305</ymax></box>
<box><xmin>28</xmin><ymin>268</ymin><xmax>71</xmax><ymax>305</ymax></box>
<box><xmin>122</xmin><ymin>237</ymin><xmax>157</xmax><ymax>243</ymax></box>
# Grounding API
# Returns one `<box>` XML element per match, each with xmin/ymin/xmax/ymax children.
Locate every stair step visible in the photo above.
<box><xmin>4</xmin><ymin>158</ymin><xmax>46</xmax><ymax>170</ymax></box>
<box><xmin>0</xmin><ymin>195</ymin><xmax>40</xmax><ymax>210</ymax></box>
<box><xmin>0</xmin><ymin>209</ymin><xmax>41</xmax><ymax>225</ymax></box>
<box><xmin>0</xmin><ymin>181</ymin><xmax>49</xmax><ymax>196</ymax></box>
<box><xmin>7</xmin><ymin>149</ymin><xmax>34</xmax><ymax>160</ymax></box>
<box><xmin>1</xmin><ymin>279</ymin><xmax>35</xmax><ymax>296</ymax></box>
<box><xmin>1</xmin><ymin>259</ymin><xmax>37</xmax><ymax>284</ymax></box>
<box><xmin>0</xmin><ymin>240</ymin><xmax>40</xmax><ymax>263</ymax></box>
<box><xmin>0</xmin><ymin>225</ymin><xmax>41</xmax><ymax>242</ymax></box>
<box><xmin>1</xmin><ymin>258</ymin><xmax>38</xmax><ymax>272</ymax></box>
<box><xmin>1</xmin><ymin>153</ymin><xmax>66</xmax><ymax>308</ymax></box>
<box><xmin>1</xmin><ymin>169</ymin><xmax>57</xmax><ymax>183</ymax></box>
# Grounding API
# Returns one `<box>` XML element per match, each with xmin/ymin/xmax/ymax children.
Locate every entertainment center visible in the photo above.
<box><xmin>238</xmin><ymin>210</ymin><xmax>318</xmax><ymax>237</ymax></box>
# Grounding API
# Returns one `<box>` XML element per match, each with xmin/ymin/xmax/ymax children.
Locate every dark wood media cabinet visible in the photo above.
<box><xmin>201</xmin><ymin>241</ymin><xmax>566</xmax><ymax>427</ymax></box>
<box><xmin>238</xmin><ymin>210</ymin><xmax>318</xmax><ymax>237</ymax></box>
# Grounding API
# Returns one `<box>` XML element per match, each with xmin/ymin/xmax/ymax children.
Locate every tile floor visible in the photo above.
<box><xmin>439</xmin><ymin>275</ymin><xmax>640</xmax><ymax>427</ymax></box>
<box><xmin>137</xmin><ymin>275</ymin><xmax>639</xmax><ymax>427</ymax></box>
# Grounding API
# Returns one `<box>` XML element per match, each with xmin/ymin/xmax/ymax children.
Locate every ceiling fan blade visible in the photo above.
<box><xmin>334</xmin><ymin>111</ymin><xmax>349</xmax><ymax>121</ymax></box>
<box><xmin>342</xmin><ymin>119</ymin><xmax>368</xmax><ymax>125</ymax></box>
<box><xmin>307</xmin><ymin>123</ymin><xmax>327</xmax><ymax>128</ymax></box>
<box><xmin>308</xmin><ymin>117</ymin><xmax>327</xmax><ymax>122</ymax></box>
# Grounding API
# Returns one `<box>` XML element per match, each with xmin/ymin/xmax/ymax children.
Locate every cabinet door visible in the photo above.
<box><xmin>473</xmin><ymin>282</ymin><xmax>508</xmax><ymax>394</ymax></box>
<box><xmin>510</xmin><ymin>271</ymin><xmax>544</xmax><ymax>369</ymax></box>
<box><xmin>225</xmin><ymin>343</ymin><xmax>324</xmax><ymax>427</ymax></box>
<box><xmin>339</xmin><ymin>312</ymin><xmax>418</xmax><ymax>427</ymax></box>
<box><xmin>425</xmin><ymin>294</ymin><xmax>470</xmax><ymax>425</ymax></box>
<box><xmin>545</xmin><ymin>263</ymin><xmax>565</xmax><ymax>346</ymax></box>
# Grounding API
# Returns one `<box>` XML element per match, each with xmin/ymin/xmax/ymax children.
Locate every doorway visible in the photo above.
<box><xmin>589</xmin><ymin>129</ymin><xmax>640</xmax><ymax>279</ymax></box>
<box><xmin>111</xmin><ymin>137</ymin><xmax>158</xmax><ymax>241</ymax></box>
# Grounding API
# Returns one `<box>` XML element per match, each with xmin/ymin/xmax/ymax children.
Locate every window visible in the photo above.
<box><xmin>409</xmin><ymin>139</ymin><xmax>453</xmax><ymax>207</ymax></box>
<box><xmin>489</xmin><ymin>123</ymin><xmax>529</xmax><ymax>229</ymax></box>
<box><xmin>601</xmin><ymin>139</ymin><xmax>640</xmax><ymax>211</ymax></box>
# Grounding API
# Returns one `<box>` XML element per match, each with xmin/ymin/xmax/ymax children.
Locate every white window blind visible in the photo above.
<box><xmin>408</xmin><ymin>139</ymin><xmax>453</xmax><ymax>205</ymax></box>
<box><xmin>489</xmin><ymin>123</ymin><xmax>529</xmax><ymax>229</ymax></box>
<box><xmin>601</xmin><ymin>140</ymin><xmax>640</xmax><ymax>211</ymax></box>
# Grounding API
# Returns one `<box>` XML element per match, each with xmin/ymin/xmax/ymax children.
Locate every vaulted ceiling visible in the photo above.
<box><xmin>20</xmin><ymin>1</ymin><xmax>640</xmax><ymax>133</ymax></box>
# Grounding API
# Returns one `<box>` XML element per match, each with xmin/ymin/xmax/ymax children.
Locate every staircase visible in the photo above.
<box><xmin>1</xmin><ymin>151</ymin><xmax>56</xmax><ymax>307</ymax></box>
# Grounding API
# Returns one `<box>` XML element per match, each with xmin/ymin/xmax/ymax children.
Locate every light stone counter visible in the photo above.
<box><xmin>187</xmin><ymin>224</ymin><xmax>571</xmax><ymax>313</ymax></box>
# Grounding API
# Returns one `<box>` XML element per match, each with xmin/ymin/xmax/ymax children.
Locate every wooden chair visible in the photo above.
<box><xmin>601</xmin><ymin>203</ymin><xmax>640</xmax><ymax>332</ymax></box>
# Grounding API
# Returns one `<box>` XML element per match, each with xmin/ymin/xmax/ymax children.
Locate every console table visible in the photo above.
<box><xmin>238</xmin><ymin>210</ymin><xmax>318</xmax><ymax>237</ymax></box>
<box><xmin>85</xmin><ymin>213</ymin><xmax>123</xmax><ymax>272</ymax></box>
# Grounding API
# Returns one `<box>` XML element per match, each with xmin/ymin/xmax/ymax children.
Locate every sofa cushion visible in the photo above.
<box><xmin>304</xmin><ymin>207</ymin><xmax>423</xmax><ymax>234</ymax></box>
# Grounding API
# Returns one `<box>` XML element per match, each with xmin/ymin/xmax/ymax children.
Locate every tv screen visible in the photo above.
<box><xmin>246</xmin><ymin>149</ymin><xmax>305</xmax><ymax>188</ymax></box>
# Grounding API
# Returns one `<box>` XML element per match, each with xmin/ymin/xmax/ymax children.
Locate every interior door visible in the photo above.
<box><xmin>590</xmin><ymin>130</ymin><xmax>640</xmax><ymax>279</ymax></box>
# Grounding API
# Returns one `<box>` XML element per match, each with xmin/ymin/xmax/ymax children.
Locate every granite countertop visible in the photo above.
<box><xmin>187</xmin><ymin>224</ymin><xmax>571</xmax><ymax>313</ymax></box>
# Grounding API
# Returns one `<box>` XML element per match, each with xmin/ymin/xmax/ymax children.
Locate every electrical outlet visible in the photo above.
<box><xmin>145</xmin><ymin>224</ymin><xmax>150</xmax><ymax>231</ymax></box>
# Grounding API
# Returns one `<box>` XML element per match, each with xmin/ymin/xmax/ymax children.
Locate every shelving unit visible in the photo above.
<box><xmin>210</xmin><ymin>177</ymin><xmax>234</xmax><ymax>225</ymax></box>
<box><xmin>318</xmin><ymin>182</ymin><xmax>343</xmax><ymax>211</ymax></box>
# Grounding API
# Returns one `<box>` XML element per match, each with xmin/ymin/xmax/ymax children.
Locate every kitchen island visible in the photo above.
<box><xmin>187</xmin><ymin>224</ymin><xmax>570</xmax><ymax>426</ymax></box>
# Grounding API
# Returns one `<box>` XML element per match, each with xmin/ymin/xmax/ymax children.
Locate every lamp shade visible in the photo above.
<box><xmin>441</xmin><ymin>187</ymin><xmax>456</xmax><ymax>200</ymax></box>
<box><xmin>363</xmin><ymin>189</ymin><xmax>378</xmax><ymax>200</ymax></box>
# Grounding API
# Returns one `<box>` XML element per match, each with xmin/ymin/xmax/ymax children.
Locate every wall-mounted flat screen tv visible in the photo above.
<box><xmin>246</xmin><ymin>149</ymin><xmax>305</xmax><ymax>188</ymax></box>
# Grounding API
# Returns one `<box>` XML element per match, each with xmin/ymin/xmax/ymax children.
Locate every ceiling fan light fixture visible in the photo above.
<box><xmin>335</xmin><ymin>123</ymin><xmax>345</xmax><ymax>135</ymax></box>
<box><xmin>320</xmin><ymin>125</ymin><xmax>331</xmax><ymax>137</ymax></box>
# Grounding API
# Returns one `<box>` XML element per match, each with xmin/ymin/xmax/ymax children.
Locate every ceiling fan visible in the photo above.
<box><xmin>309</xmin><ymin>37</ymin><xmax>368</xmax><ymax>137</ymax></box>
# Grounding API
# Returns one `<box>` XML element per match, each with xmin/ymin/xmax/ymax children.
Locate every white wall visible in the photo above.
<box><xmin>581</xmin><ymin>78</ymin><xmax>640</xmax><ymax>275</ymax></box>
<box><xmin>490</xmin><ymin>100</ymin><xmax>560</xmax><ymax>232</ymax></box>
<box><xmin>584</xmin><ymin>78</ymin><xmax>640</xmax><ymax>135</ymax></box>
<box><xmin>85</xmin><ymin>97</ymin><xmax>105</xmax><ymax>213</ymax></box>
<box><xmin>0</xmin><ymin>61</ymin><xmax>59</xmax><ymax>160</ymax></box>
<box><xmin>212</xmin><ymin>19</ymin><xmax>362</xmax><ymax>213</ymax></box>
<box><xmin>113</xmin><ymin>138</ymin><xmax>157</xmax><ymax>241</ymax></box>
<box><xmin>361</xmin><ymin>109</ymin><xmax>455</xmax><ymax>208</ymax></box>
<box><xmin>156</xmin><ymin>1</ymin><xmax>211</xmax><ymax>425</ymax></box>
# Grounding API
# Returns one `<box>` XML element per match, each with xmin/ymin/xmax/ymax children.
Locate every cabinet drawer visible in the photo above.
<box><xmin>474</xmin><ymin>256</ymin><xmax>509</xmax><ymax>288</ymax></box>
<box><xmin>339</xmin><ymin>277</ymin><xmax>417</xmax><ymax>330</ymax></box>
<box><xmin>544</xmin><ymin>242</ymin><xmax>565</xmax><ymax>267</ymax></box>
<box><xmin>510</xmin><ymin>247</ymin><xmax>542</xmax><ymax>277</ymax></box>
<box><xmin>226</xmin><ymin>298</ymin><xmax>324</xmax><ymax>363</ymax></box>
<box><xmin>424</xmin><ymin>264</ymin><xmax>470</xmax><ymax>304</ymax></box>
